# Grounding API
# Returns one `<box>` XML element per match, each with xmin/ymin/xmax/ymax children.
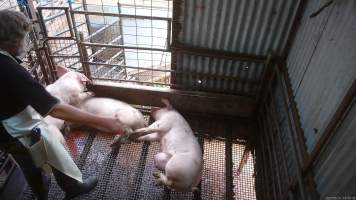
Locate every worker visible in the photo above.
<box><xmin>0</xmin><ymin>10</ymin><xmax>125</xmax><ymax>199</ymax></box>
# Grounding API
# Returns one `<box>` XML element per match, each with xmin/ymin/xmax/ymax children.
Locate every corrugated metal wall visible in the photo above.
<box><xmin>313</xmin><ymin>102</ymin><xmax>356</xmax><ymax>198</ymax></box>
<box><xmin>286</xmin><ymin>0</ymin><xmax>356</xmax><ymax>152</ymax></box>
<box><xmin>173</xmin><ymin>0</ymin><xmax>301</xmax><ymax>96</ymax></box>
<box><xmin>285</xmin><ymin>0</ymin><xmax>356</xmax><ymax>198</ymax></box>
<box><xmin>255</xmin><ymin>66</ymin><xmax>315</xmax><ymax>200</ymax></box>
<box><xmin>177</xmin><ymin>0</ymin><xmax>298</xmax><ymax>55</ymax></box>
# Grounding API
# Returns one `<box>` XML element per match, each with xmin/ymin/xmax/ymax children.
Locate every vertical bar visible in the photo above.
<box><xmin>81</xmin><ymin>0</ymin><xmax>92</xmax><ymax>36</ymax></box>
<box><xmin>68</xmin><ymin>4</ymin><xmax>87</xmax><ymax>74</ymax></box>
<box><xmin>260</xmin><ymin>114</ymin><xmax>278</xmax><ymax>200</ymax></box>
<box><xmin>276</xmin><ymin>68</ymin><xmax>307</xmax><ymax>200</ymax></box>
<box><xmin>193</xmin><ymin>132</ymin><xmax>204</xmax><ymax>200</ymax></box>
<box><xmin>256</xmin><ymin>53</ymin><xmax>273</xmax><ymax>102</ymax></box>
<box><xmin>79</xmin><ymin>32</ymin><xmax>92</xmax><ymax>80</ymax></box>
<box><xmin>117</xmin><ymin>1</ymin><xmax>127</xmax><ymax>78</ymax></box>
<box><xmin>43</xmin><ymin>45</ymin><xmax>57</xmax><ymax>81</ymax></box>
<box><xmin>268</xmin><ymin>91</ymin><xmax>292</xmax><ymax>193</ymax></box>
<box><xmin>225</xmin><ymin>124</ymin><xmax>233</xmax><ymax>200</ymax></box>
<box><xmin>264</xmin><ymin>102</ymin><xmax>283</xmax><ymax>199</ymax></box>
<box><xmin>166</xmin><ymin>19</ymin><xmax>171</xmax><ymax>50</ymax></box>
<box><xmin>257</xmin><ymin>117</ymin><xmax>272</xmax><ymax>200</ymax></box>
<box><xmin>37</xmin><ymin>8</ymin><xmax>48</xmax><ymax>37</ymax></box>
<box><xmin>279</xmin><ymin>65</ymin><xmax>319</xmax><ymax>199</ymax></box>
<box><xmin>34</xmin><ymin>48</ymin><xmax>50</xmax><ymax>84</ymax></box>
<box><xmin>64</xmin><ymin>8</ymin><xmax>75</xmax><ymax>38</ymax></box>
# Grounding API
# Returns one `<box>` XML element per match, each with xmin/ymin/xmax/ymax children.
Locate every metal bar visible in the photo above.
<box><xmin>278</xmin><ymin>65</ymin><xmax>319</xmax><ymax>199</ymax></box>
<box><xmin>172</xmin><ymin>43</ymin><xmax>267</xmax><ymax>63</ymax></box>
<box><xmin>260</xmin><ymin>113</ymin><xmax>278</xmax><ymax>200</ymax></box>
<box><xmin>50</xmin><ymin>55</ymin><xmax>80</xmax><ymax>58</ymax></box>
<box><xmin>166</xmin><ymin>19</ymin><xmax>171</xmax><ymax>49</ymax></box>
<box><xmin>43</xmin><ymin>10</ymin><xmax>66</xmax><ymax>22</ymax></box>
<box><xmin>256</xmin><ymin>53</ymin><xmax>273</xmax><ymax>102</ymax></box>
<box><xmin>257</xmin><ymin>117</ymin><xmax>272</xmax><ymax>200</ymax></box>
<box><xmin>101</xmin><ymin>62</ymin><xmax>123</xmax><ymax>78</ymax></box>
<box><xmin>89</xmin><ymin>37</ymin><xmax>123</xmax><ymax>59</ymax></box>
<box><xmin>68</xmin><ymin>2</ymin><xmax>88</xmax><ymax>75</ymax></box>
<box><xmin>79</xmin><ymin>32</ymin><xmax>92</xmax><ymax>80</ymax></box>
<box><xmin>88</xmin><ymin>81</ymin><xmax>257</xmax><ymax>118</ymax></box>
<box><xmin>43</xmin><ymin>46</ymin><xmax>57</xmax><ymax>81</ymax></box>
<box><xmin>85</xmin><ymin>61</ymin><xmax>259</xmax><ymax>83</ymax></box>
<box><xmin>45</xmin><ymin>36</ymin><xmax>74</xmax><ymax>40</ymax></box>
<box><xmin>268</xmin><ymin>91</ymin><xmax>292</xmax><ymax>189</ymax></box>
<box><xmin>85</xmin><ymin>20</ymin><xmax>117</xmax><ymax>41</ymax></box>
<box><xmin>92</xmin><ymin>77</ymin><xmax>175</xmax><ymax>87</ymax></box>
<box><xmin>170</xmin><ymin>0</ymin><xmax>182</xmax><ymax>88</ymax></box>
<box><xmin>276</xmin><ymin>68</ymin><xmax>308</xmax><ymax>200</ymax></box>
<box><xmin>37</xmin><ymin>8</ymin><xmax>48</xmax><ymax>37</ymax></box>
<box><xmin>81</xmin><ymin>42</ymin><xmax>168</xmax><ymax>52</ymax></box>
<box><xmin>47</xmin><ymin>39</ymin><xmax>77</xmax><ymax>56</ymax></box>
<box><xmin>117</xmin><ymin>1</ymin><xmax>126</xmax><ymax>69</ymax></box>
<box><xmin>92</xmin><ymin>59</ymin><xmax>123</xmax><ymax>77</ymax></box>
<box><xmin>225</xmin><ymin>124</ymin><xmax>234</xmax><ymax>200</ymax></box>
<box><xmin>264</xmin><ymin>103</ymin><xmax>283</xmax><ymax>199</ymax></box>
<box><xmin>81</xmin><ymin>0</ymin><xmax>92</xmax><ymax>37</ymax></box>
<box><xmin>37</xmin><ymin>6</ymin><xmax>70</xmax><ymax>10</ymax></box>
<box><xmin>71</xmin><ymin>10</ymin><xmax>171</xmax><ymax>21</ymax></box>
<box><xmin>34</xmin><ymin>48</ymin><xmax>50</xmax><ymax>85</ymax></box>
<box><xmin>84</xmin><ymin>61</ymin><xmax>173</xmax><ymax>72</ymax></box>
<box><xmin>193</xmin><ymin>132</ymin><xmax>204</xmax><ymax>200</ymax></box>
<box><xmin>118</xmin><ymin>3</ymin><xmax>172</xmax><ymax>10</ymax></box>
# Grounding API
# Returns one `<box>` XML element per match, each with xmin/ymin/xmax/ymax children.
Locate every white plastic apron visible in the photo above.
<box><xmin>2</xmin><ymin>105</ymin><xmax>83</xmax><ymax>182</ymax></box>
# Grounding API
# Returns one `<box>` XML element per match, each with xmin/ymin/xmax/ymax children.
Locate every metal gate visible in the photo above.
<box><xmin>36</xmin><ymin>0</ymin><xmax>172</xmax><ymax>87</ymax></box>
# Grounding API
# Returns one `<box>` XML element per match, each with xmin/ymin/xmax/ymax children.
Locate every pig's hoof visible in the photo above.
<box><xmin>153</xmin><ymin>171</ymin><xmax>161</xmax><ymax>178</ymax></box>
<box><xmin>154</xmin><ymin>178</ymin><xmax>163</xmax><ymax>186</ymax></box>
<box><xmin>120</xmin><ymin>138</ymin><xmax>131</xmax><ymax>144</ymax></box>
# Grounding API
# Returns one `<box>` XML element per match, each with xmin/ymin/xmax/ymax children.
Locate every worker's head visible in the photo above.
<box><xmin>0</xmin><ymin>10</ymin><xmax>31</xmax><ymax>56</ymax></box>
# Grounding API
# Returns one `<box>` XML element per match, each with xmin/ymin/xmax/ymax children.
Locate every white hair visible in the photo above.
<box><xmin>0</xmin><ymin>10</ymin><xmax>31</xmax><ymax>50</ymax></box>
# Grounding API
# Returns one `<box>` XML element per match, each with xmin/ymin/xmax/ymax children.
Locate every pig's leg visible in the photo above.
<box><xmin>154</xmin><ymin>152</ymin><xmax>172</xmax><ymax>171</ymax></box>
<box><xmin>137</xmin><ymin>132</ymin><xmax>161</xmax><ymax>142</ymax></box>
<box><xmin>153</xmin><ymin>172</ymin><xmax>172</xmax><ymax>187</ymax></box>
<box><xmin>129</xmin><ymin>121</ymin><xmax>162</xmax><ymax>139</ymax></box>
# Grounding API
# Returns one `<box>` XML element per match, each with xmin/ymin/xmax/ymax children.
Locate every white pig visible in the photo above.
<box><xmin>45</xmin><ymin>66</ymin><xmax>90</xmax><ymax>105</ymax></box>
<box><xmin>44</xmin><ymin>66</ymin><xmax>90</xmax><ymax>144</ymax></box>
<box><xmin>78</xmin><ymin>97</ymin><xmax>147</xmax><ymax>134</ymax></box>
<box><xmin>132</xmin><ymin>99</ymin><xmax>203</xmax><ymax>191</ymax></box>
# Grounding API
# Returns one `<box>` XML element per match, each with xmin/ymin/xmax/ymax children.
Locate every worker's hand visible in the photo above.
<box><xmin>95</xmin><ymin>117</ymin><xmax>127</xmax><ymax>135</ymax></box>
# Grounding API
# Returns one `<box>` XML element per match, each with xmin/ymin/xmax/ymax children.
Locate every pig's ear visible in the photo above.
<box><xmin>56</xmin><ymin>65</ymin><xmax>70</xmax><ymax>77</ymax></box>
<box><xmin>161</xmin><ymin>98</ymin><xmax>173</xmax><ymax>110</ymax></box>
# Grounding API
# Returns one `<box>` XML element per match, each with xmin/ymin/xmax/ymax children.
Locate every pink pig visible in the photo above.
<box><xmin>132</xmin><ymin>99</ymin><xmax>203</xmax><ymax>191</ymax></box>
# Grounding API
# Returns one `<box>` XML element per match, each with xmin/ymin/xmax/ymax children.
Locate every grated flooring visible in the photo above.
<box><xmin>22</xmin><ymin>116</ymin><xmax>256</xmax><ymax>200</ymax></box>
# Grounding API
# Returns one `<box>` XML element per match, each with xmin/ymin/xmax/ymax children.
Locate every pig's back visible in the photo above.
<box><xmin>161</xmin><ymin>112</ymin><xmax>201</xmax><ymax>157</ymax></box>
<box><xmin>80</xmin><ymin>97</ymin><xmax>146</xmax><ymax>129</ymax></box>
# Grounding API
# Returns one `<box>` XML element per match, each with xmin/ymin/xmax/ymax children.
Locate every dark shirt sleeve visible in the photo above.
<box><xmin>2</xmin><ymin>61</ymin><xmax>59</xmax><ymax>117</ymax></box>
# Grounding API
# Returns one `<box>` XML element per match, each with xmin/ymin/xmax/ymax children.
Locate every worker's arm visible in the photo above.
<box><xmin>49</xmin><ymin>103</ymin><xmax>125</xmax><ymax>134</ymax></box>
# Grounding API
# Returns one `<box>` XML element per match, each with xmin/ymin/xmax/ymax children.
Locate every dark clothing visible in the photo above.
<box><xmin>10</xmin><ymin>142</ymin><xmax>83</xmax><ymax>200</ymax></box>
<box><xmin>0</xmin><ymin>52</ymin><xmax>64</xmax><ymax>199</ymax></box>
<box><xmin>0</xmin><ymin>53</ymin><xmax>59</xmax><ymax>146</ymax></box>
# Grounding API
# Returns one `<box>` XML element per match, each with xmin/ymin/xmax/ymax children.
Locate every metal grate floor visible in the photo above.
<box><xmin>22</xmin><ymin>115</ymin><xmax>256</xmax><ymax>200</ymax></box>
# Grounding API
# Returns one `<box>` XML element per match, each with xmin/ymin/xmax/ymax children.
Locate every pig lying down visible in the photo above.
<box><xmin>43</xmin><ymin>66</ymin><xmax>90</xmax><ymax>144</ymax></box>
<box><xmin>77</xmin><ymin>96</ymin><xmax>147</xmax><ymax>140</ymax></box>
<box><xmin>131</xmin><ymin>99</ymin><xmax>203</xmax><ymax>192</ymax></box>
